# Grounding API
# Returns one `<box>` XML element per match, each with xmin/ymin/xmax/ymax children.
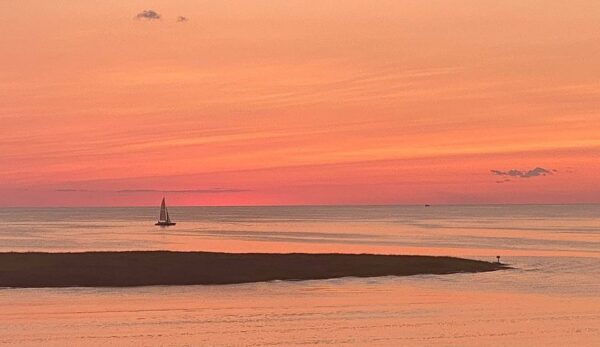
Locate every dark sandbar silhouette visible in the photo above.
<box><xmin>0</xmin><ymin>251</ymin><xmax>508</xmax><ymax>288</ymax></box>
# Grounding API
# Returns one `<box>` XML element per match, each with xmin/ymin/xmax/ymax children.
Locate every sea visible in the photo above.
<box><xmin>0</xmin><ymin>205</ymin><xmax>598</xmax><ymax>346</ymax></box>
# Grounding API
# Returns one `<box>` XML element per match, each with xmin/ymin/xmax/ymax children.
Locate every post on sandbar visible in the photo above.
<box><xmin>496</xmin><ymin>256</ymin><xmax>501</xmax><ymax>264</ymax></box>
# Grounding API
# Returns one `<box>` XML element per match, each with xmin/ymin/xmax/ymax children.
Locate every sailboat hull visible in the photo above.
<box><xmin>155</xmin><ymin>222</ymin><xmax>176</xmax><ymax>226</ymax></box>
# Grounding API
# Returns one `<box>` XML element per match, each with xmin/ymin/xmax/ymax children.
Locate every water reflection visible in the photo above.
<box><xmin>0</xmin><ymin>205</ymin><xmax>598</xmax><ymax>345</ymax></box>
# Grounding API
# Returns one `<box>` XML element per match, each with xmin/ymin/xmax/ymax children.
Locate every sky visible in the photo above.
<box><xmin>1</xmin><ymin>1</ymin><xmax>599</xmax><ymax>206</ymax></box>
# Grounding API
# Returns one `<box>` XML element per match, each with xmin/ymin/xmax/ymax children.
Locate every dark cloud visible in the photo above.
<box><xmin>176</xmin><ymin>16</ymin><xmax>188</xmax><ymax>22</ymax></box>
<box><xmin>135</xmin><ymin>10</ymin><xmax>161</xmax><ymax>20</ymax></box>
<box><xmin>491</xmin><ymin>167</ymin><xmax>554</xmax><ymax>179</ymax></box>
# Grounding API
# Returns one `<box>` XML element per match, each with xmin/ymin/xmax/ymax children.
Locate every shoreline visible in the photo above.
<box><xmin>0</xmin><ymin>251</ymin><xmax>509</xmax><ymax>288</ymax></box>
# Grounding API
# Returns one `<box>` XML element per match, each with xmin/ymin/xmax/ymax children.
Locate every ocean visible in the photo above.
<box><xmin>0</xmin><ymin>205</ymin><xmax>598</xmax><ymax>346</ymax></box>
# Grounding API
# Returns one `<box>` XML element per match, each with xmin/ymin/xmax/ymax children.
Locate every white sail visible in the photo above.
<box><xmin>159</xmin><ymin>197</ymin><xmax>167</xmax><ymax>221</ymax></box>
<box><xmin>156</xmin><ymin>197</ymin><xmax>175</xmax><ymax>225</ymax></box>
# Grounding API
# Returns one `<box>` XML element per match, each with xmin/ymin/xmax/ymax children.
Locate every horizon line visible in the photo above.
<box><xmin>2</xmin><ymin>202</ymin><xmax>599</xmax><ymax>209</ymax></box>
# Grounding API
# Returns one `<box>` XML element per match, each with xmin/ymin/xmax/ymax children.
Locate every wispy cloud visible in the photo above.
<box><xmin>117</xmin><ymin>188</ymin><xmax>248</xmax><ymax>194</ymax></box>
<box><xmin>491</xmin><ymin>167</ymin><xmax>555</xmax><ymax>181</ymax></box>
<box><xmin>135</xmin><ymin>10</ymin><xmax>161</xmax><ymax>20</ymax></box>
<box><xmin>55</xmin><ymin>188</ymin><xmax>93</xmax><ymax>192</ymax></box>
<box><xmin>56</xmin><ymin>188</ymin><xmax>248</xmax><ymax>194</ymax></box>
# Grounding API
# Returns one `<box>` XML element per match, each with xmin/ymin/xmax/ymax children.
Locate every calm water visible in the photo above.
<box><xmin>0</xmin><ymin>205</ymin><xmax>599</xmax><ymax>346</ymax></box>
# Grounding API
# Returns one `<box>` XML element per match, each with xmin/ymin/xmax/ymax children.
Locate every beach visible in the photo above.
<box><xmin>0</xmin><ymin>251</ymin><xmax>506</xmax><ymax>288</ymax></box>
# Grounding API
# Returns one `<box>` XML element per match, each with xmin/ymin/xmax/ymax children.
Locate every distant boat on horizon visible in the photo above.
<box><xmin>155</xmin><ymin>197</ymin><xmax>176</xmax><ymax>226</ymax></box>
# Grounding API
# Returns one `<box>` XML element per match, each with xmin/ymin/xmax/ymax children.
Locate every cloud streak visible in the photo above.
<box><xmin>55</xmin><ymin>188</ymin><xmax>93</xmax><ymax>192</ymax></box>
<box><xmin>56</xmin><ymin>188</ymin><xmax>249</xmax><ymax>194</ymax></box>
<box><xmin>491</xmin><ymin>167</ymin><xmax>555</xmax><ymax>180</ymax></box>
<box><xmin>117</xmin><ymin>188</ymin><xmax>248</xmax><ymax>194</ymax></box>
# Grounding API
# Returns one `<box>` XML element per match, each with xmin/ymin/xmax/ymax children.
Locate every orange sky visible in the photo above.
<box><xmin>1</xmin><ymin>1</ymin><xmax>599</xmax><ymax>206</ymax></box>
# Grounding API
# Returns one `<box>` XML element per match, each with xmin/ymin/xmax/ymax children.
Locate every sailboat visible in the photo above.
<box><xmin>155</xmin><ymin>197</ymin><xmax>176</xmax><ymax>226</ymax></box>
